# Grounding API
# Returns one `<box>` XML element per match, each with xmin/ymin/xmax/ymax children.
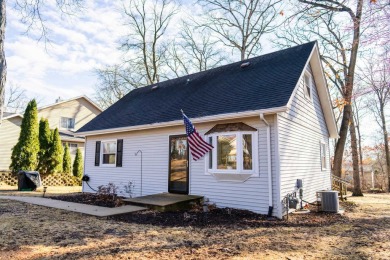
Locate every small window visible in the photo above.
<box><xmin>102</xmin><ymin>141</ymin><xmax>117</xmax><ymax>165</ymax></box>
<box><xmin>304</xmin><ymin>73</ymin><xmax>312</xmax><ymax>100</ymax></box>
<box><xmin>243</xmin><ymin>134</ymin><xmax>253</xmax><ymax>170</ymax></box>
<box><xmin>208</xmin><ymin>136</ymin><xmax>213</xmax><ymax>169</ymax></box>
<box><xmin>321</xmin><ymin>142</ymin><xmax>327</xmax><ymax>170</ymax></box>
<box><xmin>61</xmin><ymin>117</ymin><xmax>75</xmax><ymax>129</ymax></box>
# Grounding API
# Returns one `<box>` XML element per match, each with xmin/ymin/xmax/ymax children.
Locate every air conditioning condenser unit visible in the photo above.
<box><xmin>317</xmin><ymin>190</ymin><xmax>339</xmax><ymax>213</ymax></box>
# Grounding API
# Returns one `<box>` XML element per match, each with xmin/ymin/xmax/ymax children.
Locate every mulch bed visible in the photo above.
<box><xmin>50</xmin><ymin>193</ymin><xmax>125</xmax><ymax>208</ymax></box>
<box><xmin>50</xmin><ymin>193</ymin><xmax>348</xmax><ymax>228</ymax></box>
<box><xmin>112</xmin><ymin>206</ymin><xmax>347</xmax><ymax>228</ymax></box>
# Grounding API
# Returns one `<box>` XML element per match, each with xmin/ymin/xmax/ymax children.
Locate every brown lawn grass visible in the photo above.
<box><xmin>0</xmin><ymin>191</ymin><xmax>389</xmax><ymax>260</ymax></box>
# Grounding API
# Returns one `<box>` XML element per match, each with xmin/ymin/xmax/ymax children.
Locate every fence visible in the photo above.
<box><xmin>0</xmin><ymin>171</ymin><xmax>81</xmax><ymax>186</ymax></box>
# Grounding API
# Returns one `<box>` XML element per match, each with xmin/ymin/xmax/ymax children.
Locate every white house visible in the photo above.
<box><xmin>77</xmin><ymin>42</ymin><xmax>338</xmax><ymax>218</ymax></box>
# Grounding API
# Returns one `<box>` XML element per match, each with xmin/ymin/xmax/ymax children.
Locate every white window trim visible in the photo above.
<box><xmin>100</xmin><ymin>139</ymin><xmax>117</xmax><ymax>167</ymax></box>
<box><xmin>303</xmin><ymin>71</ymin><xmax>313</xmax><ymax>102</ymax></box>
<box><xmin>205</xmin><ymin>131</ymin><xmax>259</xmax><ymax>176</ymax></box>
<box><xmin>320</xmin><ymin>141</ymin><xmax>327</xmax><ymax>171</ymax></box>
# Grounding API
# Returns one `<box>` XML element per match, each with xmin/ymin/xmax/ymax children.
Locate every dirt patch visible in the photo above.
<box><xmin>0</xmin><ymin>193</ymin><xmax>389</xmax><ymax>259</ymax></box>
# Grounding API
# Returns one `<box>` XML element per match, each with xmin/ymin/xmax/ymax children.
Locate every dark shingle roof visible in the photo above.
<box><xmin>79</xmin><ymin>42</ymin><xmax>315</xmax><ymax>133</ymax></box>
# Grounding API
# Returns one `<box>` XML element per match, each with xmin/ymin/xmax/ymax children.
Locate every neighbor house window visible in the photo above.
<box><xmin>304</xmin><ymin>72</ymin><xmax>312</xmax><ymax>100</ymax></box>
<box><xmin>62</xmin><ymin>143</ymin><xmax>78</xmax><ymax>154</ymax></box>
<box><xmin>102</xmin><ymin>140</ymin><xmax>117</xmax><ymax>165</ymax></box>
<box><xmin>69</xmin><ymin>143</ymin><xmax>78</xmax><ymax>154</ymax></box>
<box><xmin>206</xmin><ymin>131</ymin><xmax>257</xmax><ymax>174</ymax></box>
<box><xmin>320</xmin><ymin>142</ymin><xmax>327</xmax><ymax>170</ymax></box>
<box><xmin>61</xmin><ymin>117</ymin><xmax>75</xmax><ymax>129</ymax></box>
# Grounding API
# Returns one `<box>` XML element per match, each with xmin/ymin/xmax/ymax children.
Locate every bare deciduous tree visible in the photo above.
<box><xmin>198</xmin><ymin>0</ymin><xmax>282</xmax><ymax>61</ymax></box>
<box><xmin>165</xmin><ymin>23</ymin><xmax>227</xmax><ymax>77</ymax></box>
<box><xmin>361</xmin><ymin>53</ymin><xmax>390</xmax><ymax>191</ymax></box>
<box><xmin>121</xmin><ymin>0</ymin><xmax>179</xmax><ymax>85</ymax></box>
<box><xmin>4</xmin><ymin>83</ymin><xmax>29</xmax><ymax>113</ymax></box>
<box><xmin>0</xmin><ymin>0</ymin><xmax>83</xmax><ymax>122</ymax></box>
<box><xmin>95</xmin><ymin>65</ymin><xmax>145</xmax><ymax>109</ymax></box>
<box><xmin>95</xmin><ymin>0</ymin><xmax>179</xmax><ymax>108</ymax></box>
<box><xmin>351</xmin><ymin>90</ymin><xmax>369</xmax><ymax>189</ymax></box>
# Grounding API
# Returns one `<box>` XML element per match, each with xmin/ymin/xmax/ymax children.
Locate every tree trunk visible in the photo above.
<box><xmin>333</xmin><ymin>104</ymin><xmax>352</xmax><ymax>177</ymax></box>
<box><xmin>333</xmin><ymin>0</ymin><xmax>363</xmax><ymax>178</ymax></box>
<box><xmin>356</xmin><ymin>120</ymin><xmax>365</xmax><ymax>189</ymax></box>
<box><xmin>0</xmin><ymin>0</ymin><xmax>6</xmax><ymax>123</ymax></box>
<box><xmin>380</xmin><ymin>105</ymin><xmax>390</xmax><ymax>191</ymax></box>
<box><xmin>350</xmin><ymin>116</ymin><xmax>363</xmax><ymax>196</ymax></box>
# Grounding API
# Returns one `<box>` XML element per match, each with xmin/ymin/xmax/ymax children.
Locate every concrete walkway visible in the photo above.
<box><xmin>0</xmin><ymin>196</ymin><xmax>146</xmax><ymax>217</ymax></box>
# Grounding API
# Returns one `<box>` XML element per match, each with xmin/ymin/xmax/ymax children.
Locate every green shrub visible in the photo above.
<box><xmin>37</xmin><ymin>118</ymin><xmax>52</xmax><ymax>174</ymax></box>
<box><xmin>10</xmin><ymin>100</ymin><xmax>39</xmax><ymax>173</ymax></box>
<box><xmin>50</xmin><ymin>128</ymin><xmax>63</xmax><ymax>173</ymax></box>
<box><xmin>63</xmin><ymin>143</ymin><xmax>72</xmax><ymax>174</ymax></box>
<box><xmin>73</xmin><ymin>148</ymin><xmax>83</xmax><ymax>178</ymax></box>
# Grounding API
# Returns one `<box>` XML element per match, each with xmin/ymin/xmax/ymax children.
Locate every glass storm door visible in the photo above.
<box><xmin>168</xmin><ymin>135</ymin><xmax>189</xmax><ymax>194</ymax></box>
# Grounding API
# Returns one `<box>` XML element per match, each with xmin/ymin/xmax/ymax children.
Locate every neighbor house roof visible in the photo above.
<box><xmin>78</xmin><ymin>42</ymin><xmax>337</xmax><ymax>137</ymax></box>
<box><xmin>38</xmin><ymin>95</ymin><xmax>103</xmax><ymax>112</ymax></box>
<box><xmin>59</xmin><ymin>130</ymin><xmax>85</xmax><ymax>143</ymax></box>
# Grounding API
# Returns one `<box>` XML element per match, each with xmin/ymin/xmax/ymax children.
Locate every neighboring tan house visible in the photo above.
<box><xmin>78</xmin><ymin>42</ymin><xmax>338</xmax><ymax>219</ymax></box>
<box><xmin>0</xmin><ymin>96</ymin><xmax>102</xmax><ymax>170</ymax></box>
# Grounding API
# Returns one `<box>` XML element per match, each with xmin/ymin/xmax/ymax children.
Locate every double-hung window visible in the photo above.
<box><xmin>206</xmin><ymin>131</ymin><xmax>258</xmax><ymax>175</ymax></box>
<box><xmin>102</xmin><ymin>140</ymin><xmax>117</xmax><ymax>166</ymax></box>
<box><xmin>95</xmin><ymin>139</ymin><xmax>123</xmax><ymax>167</ymax></box>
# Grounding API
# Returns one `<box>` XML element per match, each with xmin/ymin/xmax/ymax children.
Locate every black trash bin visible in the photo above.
<box><xmin>18</xmin><ymin>171</ymin><xmax>42</xmax><ymax>191</ymax></box>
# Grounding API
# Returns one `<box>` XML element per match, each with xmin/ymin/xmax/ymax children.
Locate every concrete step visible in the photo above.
<box><xmin>123</xmin><ymin>193</ymin><xmax>203</xmax><ymax>212</ymax></box>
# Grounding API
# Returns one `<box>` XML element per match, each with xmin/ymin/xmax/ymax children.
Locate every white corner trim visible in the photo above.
<box><xmin>77</xmin><ymin>106</ymin><xmax>287</xmax><ymax>137</ymax></box>
<box><xmin>275</xmin><ymin>114</ymin><xmax>282</xmax><ymax>218</ymax></box>
<box><xmin>260</xmin><ymin>113</ymin><xmax>273</xmax><ymax>211</ymax></box>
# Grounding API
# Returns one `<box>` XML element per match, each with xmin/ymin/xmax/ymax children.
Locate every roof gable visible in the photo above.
<box><xmin>78</xmin><ymin>42</ymin><xmax>316</xmax><ymax>134</ymax></box>
<box><xmin>38</xmin><ymin>95</ymin><xmax>102</xmax><ymax>112</ymax></box>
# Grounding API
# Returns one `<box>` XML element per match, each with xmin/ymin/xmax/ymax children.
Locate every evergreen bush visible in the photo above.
<box><xmin>73</xmin><ymin>148</ymin><xmax>83</xmax><ymax>178</ymax></box>
<box><xmin>37</xmin><ymin>118</ymin><xmax>52</xmax><ymax>174</ymax></box>
<box><xmin>50</xmin><ymin>128</ymin><xmax>63</xmax><ymax>173</ymax></box>
<box><xmin>10</xmin><ymin>100</ymin><xmax>39</xmax><ymax>173</ymax></box>
<box><xmin>63</xmin><ymin>143</ymin><xmax>72</xmax><ymax>174</ymax></box>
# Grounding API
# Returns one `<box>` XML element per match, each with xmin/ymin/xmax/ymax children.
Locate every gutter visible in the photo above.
<box><xmin>77</xmin><ymin>106</ymin><xmax>287</xmax><ymax>137</ymax></box>
<box><xmin>260</xmin><ymin>113</ymin><xmax>273</xmax><ymax>217</ymax></box>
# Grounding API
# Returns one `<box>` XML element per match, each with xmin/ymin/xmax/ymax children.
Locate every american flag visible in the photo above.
<box><xmin>182</xmin><ymin>111</ymin><xmax>213</xmax><ymax>161</ymax></box>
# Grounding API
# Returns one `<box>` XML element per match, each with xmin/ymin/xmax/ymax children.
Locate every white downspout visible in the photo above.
<box><xmin>260</xmin><ymin>113</ymin><xmax>273</xmax><ymax>217</ymax></box>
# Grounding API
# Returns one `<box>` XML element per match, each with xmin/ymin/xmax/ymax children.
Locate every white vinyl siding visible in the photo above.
<box><xmin>83</xmin><ymin>116</ymin><xmax>280</xmax><ymax>216</ymax></box>
<box><xmin>278</xmin><ymin>64</ymin><xmax>331</xmax><ymax>216</ymax></box>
